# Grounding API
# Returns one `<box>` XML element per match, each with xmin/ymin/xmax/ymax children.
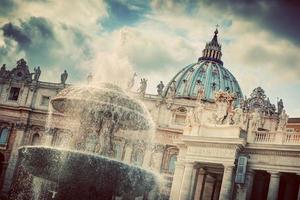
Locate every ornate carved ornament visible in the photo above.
<box><xmin>1</xmin><ymin>59</ymin><xmax>33</xmax><ymax>83</ymax></box>
<box><xmin>242</xmin><ymin>87</ymin><xmax>276</xmax><ymax>116</ymax></box>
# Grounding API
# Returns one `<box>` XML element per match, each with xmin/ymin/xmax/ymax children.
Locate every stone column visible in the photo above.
<box><xmin>2</xmin><ymin>125</ymin><xmax>25</xmax><ymax>193</ymax></box>
<box><xmin>219</xmin><ymin>165</ymin><xmax>234</xmax><ymax>200</ymax></box>
<box><xmin>123</xmin><ymin>142</ymin><xmax>133</xmax><ymax>163</ymax></box>
<box><xmin>193</xmin><ymin>168</ymin><xmax>206</xmax><ymax>200</ymax></box>
<box><xmin>179</xmin><ymin>162</ymin><xmax>194</xmax><ymax>200</ymax></box>
<box><xmin>170</xmin><ymin>162</ymin><xmax>185</xmax><ymax>200</ymax></box>
<box><xmin>267</xmin><ymin>171</ymin><xmax>280</xmax><ymax>200</ymax></box>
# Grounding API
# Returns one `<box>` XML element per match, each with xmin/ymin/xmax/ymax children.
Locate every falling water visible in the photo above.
<box><xmin>10</xmin><ymin>82</ymin><xmax>163</xmax><ymax>200</ymax></box>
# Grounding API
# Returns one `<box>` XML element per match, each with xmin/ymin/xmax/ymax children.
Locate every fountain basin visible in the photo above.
<box><xmin>18</xmin><ymin>146</ymin><xmax>159</xmax><ymax>200</ymax></box>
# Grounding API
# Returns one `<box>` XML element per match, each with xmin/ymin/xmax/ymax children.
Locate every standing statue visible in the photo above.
<box><xmin>168</xmin><ymin>80</ymin><xmax>176</xmax><ymax>98</ymax></box>
<box><xmin>277</xmin><ymin>109</ymin><xmax>288</xmax><ymax>131</ymax></box>
<box><xmin>61</xmin><ymin>70</ymin><xmax>68</xmax><ymax>84</ymax></box>
<box><xmin>277</xmin><ymin>99</ymin><xmax>284</xmax><ymax>115</ymax></box>
<box><xmin>250</xmin><ymin>109</ymin><xmax>262</xmax><ymax>131</ymax></box>
<box><xmin>127</xmin><ymin>72</ymin><xmax>137</xmax><ymax>89</ymax></box>
<box><xmin>157</xmin><ymin>81</ymin><xmax>164</xmax><ymax>96</ymax></box>
<box><xmin>138</xmin><ymin>78</ymin><xmax>147</xmax><ymax>96</ymax></box>
<box><xmin>232</xmin><ymin>106</ymin><xmax>244</xmax><ymax>126</ymax></box>
<box><xmin>33</xmin><ymin>66</ymin><xmax>41</xmax><ymax>81</ymax></box>
<box><xmin>186</xmin><ymin>109</ymin><xmax>195</xmax><ymax>127</ymax></box>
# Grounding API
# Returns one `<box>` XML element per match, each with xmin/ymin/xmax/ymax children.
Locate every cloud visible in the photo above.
<box><xmin>200</xmin><ymin>0</ymin><xmax>300</xmax><ymax>45</ymax></box>
<box><xmin>0</xmin><ymin>0</ymin><xmax>17</xmax><ymax>17</ymax></box>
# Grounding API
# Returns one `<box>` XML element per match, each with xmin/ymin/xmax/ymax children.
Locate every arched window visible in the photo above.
<box><xmin>31</xmin><ymin>133</ymin><xmax>40</xmax><ymax>145</ymax></box>
<box><xmin>0</xmin><ymin>128</ymin><xmax>9</xmax><ymax>145</ymax></box>
<box><xmin>132</xmin><ymin>149</ymin><xmax>144</xmax><ymax>166</ymax></box>
<box><xmin>168</xmin><ymin>154</ymin><xmax>177</xmax><ymax>174</ymax></box>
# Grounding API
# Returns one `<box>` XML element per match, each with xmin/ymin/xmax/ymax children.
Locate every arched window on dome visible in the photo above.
<box><xmin>132</xmin><ymin>149</ymin><xmax>144</xmax><ymax>166</ymax></box>
<box><xmin>0</xmin><ymin>127</ymin><xmax>10</xmax><ymax>145</ymax></box>
<box><xmin>168</xmin><ymin>154</ymin><xmax>177</xmax><ymax>174</ymax></box>
<box><xmin>31</xmin><ymin>133</ymin><xmax>40</xmax><ymax>145</ymax></box>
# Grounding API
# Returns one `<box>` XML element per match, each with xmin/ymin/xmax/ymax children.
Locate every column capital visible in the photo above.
<box><xmin>184</xmin><ymin>161</ymin><xmax>195</xmax><ymax>168</ymax></box>
<box><xmin>268</xmin><ymin>171</ymin><xmax>280</xmax><ymax>178</ymax></box>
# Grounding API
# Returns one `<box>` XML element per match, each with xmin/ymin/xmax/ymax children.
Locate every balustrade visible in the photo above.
<box><xmin>251</xmin><ymin>131</ymin><xmax>300</xmax><ymax>145</ymax></box>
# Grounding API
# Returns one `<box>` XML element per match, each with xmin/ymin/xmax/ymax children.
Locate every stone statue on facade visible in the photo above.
<box><xmin>250</xmin><ymin>109</ymin><xmax>262</xmax><ymax>131</ymax></box>
<box><xmin>127</xmin><ymin>72</ymin><xmax>137</xmax><ymax>89</ymax></box>
<box><xmin>157</xmin><ymin>81</ymin><xmax>164</xmax><ymax>96</ymax></box>
<box><xmin>232</xmin><ymin>106</ymin><xmax>244</xmax><ymax>126</ymax></box>
<box><xmin>186</xmin><ymin>109</ymin><xmax>195</xmax><ymax>127</ymax></box>
<box><xmin>277</xmin><ymin>99</ymin><xmax>284</xmax><ymax>115</ymax></box>
<box><xmin>167</xmin><ymin>80</ymin><xmax>176</xmax><ymax>99</ymax></box>
<box><xmin>277</xmin><ymin>109</ymin><xmax>288</xmax><ymax>131</ymax></box>
<box><xmin>138</xmin><ymin>78</ymin><xmax>147</xmax><ymax>96</ymax></box>
<box><xmin>0</xmin><ymin>64</ymin><xmax>7</xmax><ymax>78</ymax></box>
<box><xmin>61</xmin><ymin>70</ymin><xmax>68</xmax><ymax>84</ymax></box>
<box><xmin>33</xmin><ymin>66</ymin><xmax>41</xmax><ymax>81</ymax></box>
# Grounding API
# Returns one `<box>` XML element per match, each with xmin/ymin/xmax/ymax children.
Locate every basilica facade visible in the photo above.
<box><xmin>0</xmin><ymin>30</ymin><xmax>300</xmax><ymax>200</ymax></box>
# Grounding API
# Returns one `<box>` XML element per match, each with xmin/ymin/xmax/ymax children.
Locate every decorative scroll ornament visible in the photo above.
<box><xmin>243</xmin><ymin>87</ymin><xmax>276</xmax><ymax>116</ymax></box>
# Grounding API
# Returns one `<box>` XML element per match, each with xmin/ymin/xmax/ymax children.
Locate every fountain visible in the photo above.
<box><xmin>11</xmin><ymin>83</ymin><xmax>160</xmax><ymax>200</ymax></box>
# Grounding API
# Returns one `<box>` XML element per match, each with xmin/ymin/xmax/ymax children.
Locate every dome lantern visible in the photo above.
<box><xmin>198</xmin><ymin>28</ymin><xmax>223</xmax><ymax>65</ymax></box>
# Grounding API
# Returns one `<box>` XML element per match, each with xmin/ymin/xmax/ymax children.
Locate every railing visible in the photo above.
<box><xmin>254</xmin><ymin>131</ymin><xmax>275</xmax><ymax>143</ymax></box>
<box><xmin>251</xmin><ymin>131</ymin><xmax>300</xmax><ymax>145</ymax></box>
<box><xmin>283</xmin><ymin>132</ymin><xmax>300</xmax><ymax>144</ymax></box>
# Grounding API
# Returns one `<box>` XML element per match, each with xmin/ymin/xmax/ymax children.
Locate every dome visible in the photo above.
<box><xmin>163</xmin><ymin>29</ymin><xmax>243</xmax><ymax>102</ymax></box>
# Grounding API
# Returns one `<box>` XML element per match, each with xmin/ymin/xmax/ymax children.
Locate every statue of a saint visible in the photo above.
<box><xmin>61</xmin><ymin>70</ymin><xmax>68</xmax><ymax>84</ymax></box>
<box><xmin>277</xmin><ymin>109</ymin><xmax>288</xmax><ymax>131</ymax></box>
<box><xmin>33</xmin><ymin>66</ymin><xmax>41</xmax><ymax>81</ymax></box>
<box><xmin>251</xmin><ymin>109</ymin><xmax>262</xmax><ymax>131</ymax></box>
<box><xmin>168</xmin><ymin>80</ymin><xmax>176</xmax><ymax>98</ymax></box>
<box><xmin>277</xmin><ymin>99</ymin><xmax>284</xmax><ymax>115</ymax></box>
<box><xmin>138</xmin><ymin>78</ymin><xmax>147</xmax><ymax>96</ymax></box>
<box><xmin>157</xmin><ymin>81</ymin><xmax>164</xmax><ymax>96</ymax></box>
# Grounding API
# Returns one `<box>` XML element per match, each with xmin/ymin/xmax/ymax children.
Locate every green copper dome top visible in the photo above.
<box><xmin>163</xmin><ymin>29</ymin><xmax>243</xmax><ymax>103</ymax></box>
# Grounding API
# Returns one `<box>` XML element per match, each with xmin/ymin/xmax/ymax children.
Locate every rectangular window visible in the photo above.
<box><xmin>174</xmin><ymin>114</ymin><xmax>186</xmax><ymax>125</ymax></box>
<box><xmin>41</xmin><ymin>96</ymin><xmax>50</xmax><ymax>106</ymax></box>
<box><xmin>8</xmin><ymin>87</ymin><xmax>20</xmax><ymax>101</ymax></box>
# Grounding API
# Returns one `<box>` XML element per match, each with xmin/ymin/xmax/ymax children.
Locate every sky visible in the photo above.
<box><xmin>0</xmin><ymin>0</ymin><xmax>300</xmax><ymax>116</ymax></box>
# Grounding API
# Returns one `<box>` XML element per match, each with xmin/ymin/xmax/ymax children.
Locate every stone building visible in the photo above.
<box><xmin>0</xmin><ymin>30</ymin><xmax>300</xmax><ymax>200</ymax></box>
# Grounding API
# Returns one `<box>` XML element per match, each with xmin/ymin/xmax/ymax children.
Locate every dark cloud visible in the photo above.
<box><xmin>0</xmin><ymin>0</ymin><xmax>17</xmax><ymax>16</ymax></box>
<box><xmin>1</xmin><ymin>17</ymin><xmax>59</xmax><ymax>65</ymax></box>
<box><xmin>201</xmin><ymin>0</ymin><xmax>300</xmax><ymax>45</ymax></box>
